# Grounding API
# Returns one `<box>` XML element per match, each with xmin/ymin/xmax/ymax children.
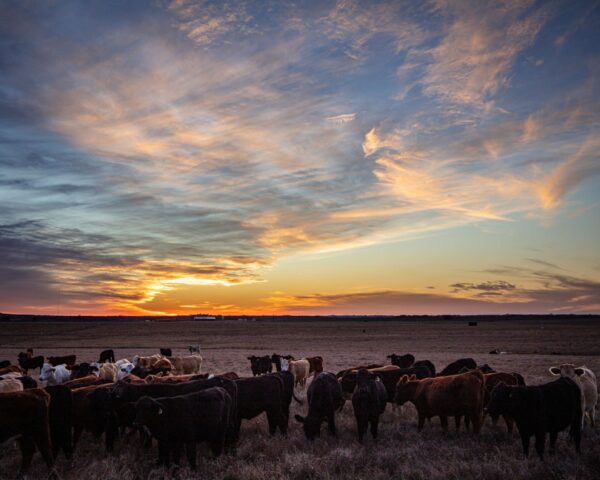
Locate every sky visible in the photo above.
<box><xmin>1</xmin><ymin>0</ymin><xmax>599</xmax><ymax>316</ymax></box>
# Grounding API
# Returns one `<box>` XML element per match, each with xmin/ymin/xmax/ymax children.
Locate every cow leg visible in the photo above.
<box><xmin>356</xmin><ymin>415</ymin><xmax>367</xmax><ymax>443</ymax></box>
<box><xmin>417</xmin><ymin>413</ymin><xmax>426</xmax><ymax>431</ymax></box>
<box><xmin>172</xmin><ymin>442</ymin><xmax>182</xmax><ymax>465</ymax></box>
<box><xmin>157</xmin><ymin>441</ymin><xmax>169</xmax><ymax>466</ymax></box>
<box><xmin>520</xmin><ymin>431</ymin><xmax>530</xmax><ymax>458</ymax></box>
<box><xmin>210</xmin><ymin>427</ymin><xmax>227</xmax><ymax>458</ymax></box>
<box><xmin>370</xmin><ymin>415</ymin><xmax>379</xmax><ymax>440</ymax></box>
<box><xmin>571</xmin><ymin>415</ymin><xmax>582</xmax><ymax>454</ymax></box>
<box><xmin>327</xmin><ymin>412</ymin><xmax>337</xmax><ymax>436</ymax></box>
<box><xmin>464</xmin><ymin>415</ymin><xmax>471</xmax><ymax>430</ymax></box>
<box><xmin>588</xmin><ymin>408</ymin><xmax>596</xmax><ymax>429</ymax></box>
<box><xmin>534</xmin><ymin>431</ymin><xmax>545</xmax><ymax>460</ymax></box>
<box><xmin>440</xmin><ymin>416</ymin><xmax>448</xmax><ymax>432</ymax></box>
<box><xmin>491</xmin><ymin>413</ymin><xmax>500</xmax><ymax>427</ymax></box>
<box><xmin>454</xmin><ymin>416</ymin><xmax>461</xmax><ymax>432</ymax></box>
<box><xmin>185</xmin><ymin>442</ymin><xmax>197</xmax><ymax>470</ymax></box>
<box><xmin>266</xmin><ymin>409</ymin><xmax>279</xmax><ymax>435</ymax></box>
<box><xmin>18</xmin><ymin>436</ymin><xmax>35</xmax><ymax>476</ymax></box>
<box><xmin>504</xmin><ymin>415</ymin><xmax>514</xmax><ymax>434</ymax></box>
<box><xmin>549</xmin><ymin>431</ymin><xmax>558</xmax><ymax>454</ymax></box>
<box><xmin>470</xmin><ymin>413</ymin><xmax>482</xmax><ymax>434</ymax></box>
<box><xmin>72</xmin><ymin>425</ymin><xmax>84</xmax><ymax>450</ymax></box>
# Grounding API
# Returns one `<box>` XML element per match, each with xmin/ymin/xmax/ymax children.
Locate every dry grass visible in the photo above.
<box><xmin>1</xmin><ymin>318</ymin><xmax>599</xmax><ymax>479</ymax></box>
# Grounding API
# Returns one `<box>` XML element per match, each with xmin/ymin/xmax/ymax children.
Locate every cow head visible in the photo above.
<box><xmin>486</xmin><ymin>382</ymin><xmax>522</xmax><ymax>416</ymax></box>
<box><xmin>394</xmin><ymin>374</ymin><xmax>417</xmax><ymax>405</ymax></box>
<box><xmin>294</xmin><ymin>413</ymin><xmax>321</xmax><ymax>440</ymax></box>
<box><xmin>280</xmin><ymin>358</ymin><xmax>289</xmax><ymax>371</ymax></box>
<box><xmin>549</xmin><ymin>364</ymin><xmax>584</xmax><ymax>378</ymax></box>
<box><xmin>134</xmin><ymin>397</ymin><xmax>163</xmax><ymax>432</ymax></box>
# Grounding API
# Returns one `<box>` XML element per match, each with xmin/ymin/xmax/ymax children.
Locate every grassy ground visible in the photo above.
<box><xmin>1</xmin><ymin>318</ymin><xmax>599</xmax><ymax>479</ymax></box>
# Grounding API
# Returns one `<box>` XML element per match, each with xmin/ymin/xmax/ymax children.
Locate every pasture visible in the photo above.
<box><xmin>1</xmin><ymin>318</ymin><xmax>600</xmax><ymax>479</ymax></box>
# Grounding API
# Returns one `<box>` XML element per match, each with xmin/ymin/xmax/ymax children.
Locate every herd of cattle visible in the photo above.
<box><xmin>0</xmin><ymin>349</ymin><xmax>598</xmax><ymax>478</ymax></box>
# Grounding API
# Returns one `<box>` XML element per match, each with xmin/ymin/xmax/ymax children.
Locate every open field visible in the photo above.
<box><xmin>1</xmin><ymin>318</ymin><xmax>600</xmax><ymax>479</ymax></box>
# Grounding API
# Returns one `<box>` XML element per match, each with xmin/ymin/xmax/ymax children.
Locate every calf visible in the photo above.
<box><xmin>248</xmin><ymin>355</ymin><xmax>272</xmax><ymax>376</ymax></box>
<box><xmin>235</xmin><ymin>375</ymin><xmax>286</xmax><ymax>436</ymax></box>
<box><xmin>133</xmin><ymin>354</ymin><xmax>162</xmax><ymax>368</ymax></box>
<box><xmin>386</xmin><ymin>353</ymin><xmax>415</xmax><ymax>368</ymax></box>
<box><xmin>295</xmin><ymin>372</ymin><xmax>343</xmax><ymax>440</ymax></box>
<box><xmin>45</xmin><ymin>385</ymin><xmax>73</xmax><ymax>459</ymax></box>
<box><xmin>395</xmin><ymin>370</ymin><xmax>485</xmax><ymax>432</ymax></box>
<box><xmin>17</xmin><ymin>353</ymin><xmax>44</xmax><ymax>374</ymax></box>
<box><xmin>40</xmin><ymin>363</ymin><xmax>72</xmax><ymax>385</ymax></box>
<box><xmin>48</xmin><ymin>355</ymin><xmax>77</xmax><ymax>367</ymax></box>
<box><xmin>486</xmin><ymin>377</ymin><xmax>582</xmax><ymax>459</ymax></box>
<box><xmin>438</xmin><ymin>358</ymin><xmax>477</xmax><ymax>376</ymax></box>
<box><xmin>133</xmin><ymin>387</ymin><xmax>232</xmax><ymax>468</ymax></box>
<box><xmin>0</xmin><ymin>389</ymin><xmax>55</xmax><ymax>478</ymax></box>
<box><xmin>352</xmin><ymin>369</ymin><xmax>387</xmax><ymax>442</ymax></box>
<box><xmin>99</xmin><ymin>349</ymin><xmax>115</xmax><ymax>363</ymax></box>
<box><xmin>99</xmin><ymin>363</ymin><xmax>118</xmax><ymax>382</ymax></box>
<box><xmin>549</xmin><ymin>364</ymin><xmax>598</xmax><ymax>428</ymax></box>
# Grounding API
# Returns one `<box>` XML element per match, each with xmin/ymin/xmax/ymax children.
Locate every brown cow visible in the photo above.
<box><xmin>306</xmin><ymin>356</ymin><xmax>324</xmax><ymax>376</ymax></box>
<box><xmin>63</xmin><ymin>375</ymin><xmax>111</xmax><ymax>389</ymax></box>
<box><xmin>395</xmin><ymin>370</ymin><xmax>485</xmax><ymax>433</ymax></box>
<box><xmin>0</xmin><ymin>389</ymin><xmax>55</xmax><ymax>477</ymax></box>
<box><xmin>48</xmin><ymin>355</ymin><xmax>77</xmax><ymax>367</ymax></box>
<box><xmin>167</xmin><ymin>355</ymin><xmax>202</xmax><ymax>374</ymax></box>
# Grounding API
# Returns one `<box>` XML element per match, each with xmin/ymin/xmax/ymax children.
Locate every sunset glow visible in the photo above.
<box><xmin>1</xmin><ymin>1</ymin><xmax>599</xmax><ymax>316</ymax></box>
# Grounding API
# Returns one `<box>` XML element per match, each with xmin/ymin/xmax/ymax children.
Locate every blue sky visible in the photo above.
<box><xmin>1</xmin><ymin>0</ymin><xmax>599</xmax><ymax>315</ymax></box>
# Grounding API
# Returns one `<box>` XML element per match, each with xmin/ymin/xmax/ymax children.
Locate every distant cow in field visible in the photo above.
<box><xmin>0</xmin><ymin>389</ymin><xmax>55</xmax><ymax>478</ymax></box>
<box><xmin>306</xmin><ymin>356</ymin><xmax>324</xmax><ymax>375</ymax></box>
<box><xmin>248</xmin><ymin>355</ymin><xmax>272</xmax><ymax>376</ymax></box>
<box><xmin>188</xmin><ymin>345</ymin><xmax>200</xmax><ymax>355</ymax></box>
<box><xmin>486</xmin><ymin>377</ymin><xmax>582</xmax><ymax>459</ymax></box>
<box><xmin>549</xmin><ymin>363</ymin><xmax>598</xmax><ymax>427</ymax></box>
<box><xmin>133</xmin><ymin>387</ymin><xmax>232</xmax><ymax>468</ymax></box>
<box><xmin>295</xmin><ymin>372</ymin><xmax>343</xmax><ymax>440</ymax></box>
<box><xmin>271</xmin><ymin>353</ymin><xmax>294</xmax><ymax>372</ymax></box>
<box><xmin>352</xmin><ymin>369</ymin><xmax>387</xmax><ymax>442</ymax></box>
<box><xmin>386</xmin><ymin>353</ymin><xmax>415</xmax><ymax>368</ymax></box>
<box><xmin>69</xmin><ymin>362</ymin><xmax>100</xmax><ymax>379</ymax></box>
<box><xmin>160</xmin><ymin>348</ymin><xmax>172</xmax><ymax>357</ymax></box>
<box><xmin>395</xmin><ymin>370</ymin><xmax>485</xmax><ymax>432</ymax></box>
<box><xmin>133</xmin><ymin>354</ymin><xmax>162</xmax><ymax>368</ymax></box>
<box><xmin>438</xmin><ymin>358</ymin><xmax>477</xmax><ymax>376</ymax></box>
<box><xmin>47</xmin><ymin>355</ymin><xmax>76</xmax><ymax>367</ymax></box>
<box><xmin>17</xmin><ymin>353</ymin><xmax>44</xmax><ymax>374</ymax></box>
<box><xmin>460</xmin><ymin>363</ymin><xmax>495</xmax><ymax>374</ymax></box>
<box><xmin>98</xmin><ymin>349</ymin><xmax>115</xmax><ymax>363</ymax></box>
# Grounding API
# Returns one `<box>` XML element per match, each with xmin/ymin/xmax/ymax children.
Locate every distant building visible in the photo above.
<box><xmin>193</xmin><ymin>315</ymin><xmax>217</xmax><ymax>321</ymax></box>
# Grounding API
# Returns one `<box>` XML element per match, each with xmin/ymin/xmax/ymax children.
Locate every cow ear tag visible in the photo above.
<box><xmin>158</xmin><ymin>408</ymin><xmax>163</xmax><ymax>415</ymax></box>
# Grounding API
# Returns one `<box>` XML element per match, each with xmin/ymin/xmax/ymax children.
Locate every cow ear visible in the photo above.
<box><xmin>400</xmin><ymin>374</ymin><xmax>409</xmax><ymax>383</ymax></box>
<box><xmin>157</xmin><ymin>407</ymin><xmax>163</xmax><ymax>415</ymax></box>
<box><xmin>294</xmin><ymin>414</ymin><xmax>305</xmax><ymax>424</ymax></box>
<box><xmin>409</xmin><ymin>374</ymin><xmax>417</xmax><ymax>381</ymax></box>
<box><xmin>549</xmin><ymin>367</ymin><xmax>561</xmax><ymax>376</ymax></box>
<box><xmin>574</xmin><ymin>368</ymin><xmax>585</xmax><ymax>376</ymax></box>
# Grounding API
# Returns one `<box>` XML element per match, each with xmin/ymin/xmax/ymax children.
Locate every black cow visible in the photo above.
<box><xmin>269</xmin><ymin>371</ymin><xmax>302</xmax><ymax>426</ymax></box>
<box><xmin>99</xmin><ymin>349</ymin><xmax>115</xmax><ymax>363</ymax></box>
<box><xmin>235</xmin><ymin>375</ymin><xmax>286</xmax><ymax>436</ymax></box>
<box><xmin>271</xmin><ymin>353</ymin><xmax>294</xmax><ymax>372</ymax></box>
<box><xmin>352</xmin><ymin>369</ymin><xmax>387</xmax><ymax>442</ymax></box>
<box><xmin>17</xmin><ymin>353</ymin><xmax>44</xmax><ymax>374</ymax></box>
<box><xmin>460</xmin><ymin>363</ymin><xmax>495</xmax><ymax>374</ymax></box>
<box><xmin>295</xmin><ymin>372</ymin><xmax>343</xmax><ymax>440</ymax></box>
<box><xmin>45</xmin><ymin>385</ymin><xmax>73</xmax><ymax>459</ymax></box>
<box><xmin>413</xmin><ymin>360</ymin><xmax>436</xmax><ymax>377</ymax></box>
<box><xmin>341</xmin><ymin>366</ymin><xmax>432</xmax><ymax>403</ymax></box>
<box><xmin>386</xmin><ymin>353</ymin><xmax>415</xmax><ymax>368</ymax></box>
<box><xmin>486</xmin><ymin>378</ymin><xmax>582</xmax><ymax>459</ymax></box>
<box><xmin>247</xmin><ymin>355</ymin><xmax>272</xmax><ymax>376</ymax></box>
<box><xmin>133</xmin><ymin>387</ymin><xmax>232</xmax><ymax>469</ymax></box>
<box><xmin>70</xmin><ymin>362</ymin><xmax>100</xmax><ymax>379</ymax></box>
<box><xmin>160</xmin><ymin>348</ymin><xmax>172</xmax><ymax>357</ymax></box>
<box><xmin>438</xmin><ymin>358</ymin><xmax>477</xmax><ymax>376</ymax></box>
<box><xmin>90</xmin><ymin>377</ymin><xmax>239</xmax><ymax>451</ymax></box>
<box><xmin>0</xmin><ymin>360</ymin><xmax>10</xmax><ymax>368</ymax></box>
<box><xmin>18</xmin><ymin>376</ymin><xmax>38</xmax><ymax>389</ymax></box>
